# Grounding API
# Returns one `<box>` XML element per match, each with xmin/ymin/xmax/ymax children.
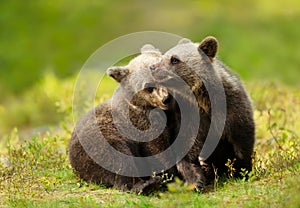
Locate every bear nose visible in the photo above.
<box><xmin>162</xmin><ymin>95</ymin><xmax>171</xmax><ymax>105</ymax></box>
<box><xmin>149</xmin><ymin>64</ymin><xmax>156</xmax><ymax>71</ymax></box>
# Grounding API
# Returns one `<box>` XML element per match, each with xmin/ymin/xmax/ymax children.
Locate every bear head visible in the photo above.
<box><xmin>107</xmin><ymin>44</ymin><xmax>172</xmax><ymax>110</ymax></box>
<box><xmin>150</xmin><ymin>36</ymin><xmax>221</xmax><ymax>112</ymax></box>
<box><xmin>151</xmin><ymin>36</ymin><xmax>218</xmax><ymax>82</ymax></box>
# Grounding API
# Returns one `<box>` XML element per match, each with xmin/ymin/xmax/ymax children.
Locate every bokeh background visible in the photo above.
<box><xmin>0</xmin><ymin>0</ymin><xmax>299</xmax><ymax>136</ymax></box>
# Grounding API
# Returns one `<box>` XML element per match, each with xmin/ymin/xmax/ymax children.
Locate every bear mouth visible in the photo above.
<box><xmin>160</xmin><ymin>104</ymin><xmax>168</xmax><ymax>110</ymax></box>
<box><xmin>152</xmin><ymin>101</ymin><xmax>168</xmax><ymax>110</ymax></box>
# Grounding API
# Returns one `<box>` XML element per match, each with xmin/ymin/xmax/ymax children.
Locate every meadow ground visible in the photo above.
<box><xmin>0</xmin><ymin>75</ymin><xmax>299</xmax><ymax>208</ymax></box>
<box><xmin>1</xmin><ymin>1</ymin><xmax>300</xmax><ymax>207</ymax></box>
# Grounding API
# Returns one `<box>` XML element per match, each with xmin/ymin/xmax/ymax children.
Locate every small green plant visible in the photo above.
<box><xmin>167</xmin><ymin>177</ymin><xmax>195</xmax><ymax>193</ymax></box>
<box><xmin>225</xmin><ymin>158</ymin><xmax>236</xmax><ymax>179</ymax></box>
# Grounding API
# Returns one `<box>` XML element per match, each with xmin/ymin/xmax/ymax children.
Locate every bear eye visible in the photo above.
<box><xmin>145</xmin><ymin>86</ymin><xmax>154</xmax><ymax>93</ymax></box>
<box><xmin>170</xmin><ymin>56</ymin><xmax>180</xmax><ymax>65</ymax></box>
<box><xmin>144</xmin><ymin>83</ymin><xmax>155</xmax><ymax>93</ymax></box>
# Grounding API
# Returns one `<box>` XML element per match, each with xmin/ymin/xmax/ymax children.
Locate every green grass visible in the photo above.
<box><xmin>1</xmin><ymin>1</ymin><xmax>300</xmax><ymax>207</ymax></box>
<box><xmin>1</xmin><ymin>0</ymin><xmax>300</xmax><ymax>94</ymax></box>
<box><xmin>0</xmin><ymin>73</ymin><xmax>117</xmax><ymax>138</ymax></box>
<box><xmin>0</xmin><ymin>78</ymin><xmax>299</xmax><ymax>208</ymax></box>
<box><xmin>1</xmin><ymin>0</ymin><xmax>300</xmax><ymax>138</ymax></box>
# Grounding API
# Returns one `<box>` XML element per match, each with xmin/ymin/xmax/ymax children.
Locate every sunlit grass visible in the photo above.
<box><xmin>0</xmin><ymin>78</ymin><xmax>299</xmax><ymax>207</ymax></box>
<box><xmin>0</xmin><ymin>1</ymin><xmax>300</xmax><ymax>207</ymax></box>
<box><xmin>0</xmin><ymin>73</ymin><xmax>117</xmax><ymax>138</ymax></box>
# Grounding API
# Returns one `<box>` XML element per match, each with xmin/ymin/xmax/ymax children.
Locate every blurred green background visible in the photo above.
<box><xmin>0</xmin><ymin>0</ymin><xmax>299</xmax><ymax>136</ymax></box>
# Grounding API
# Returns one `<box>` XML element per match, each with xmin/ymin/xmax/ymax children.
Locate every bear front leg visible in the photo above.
<box><xmin>231</xmin><ymin>136</ymin><xmax>254</xmax><ymax>177</ymax></box>
<box><xmin>232</xmin><ymin>149</ymin><xmax>253</xmax><ymax>178</ymax></box>
<box><xmin>131</xmin><ymin>176</ymin><xmax>162</xmax><ymax>195</ymax></box>
<box><xmin>176</xmin><ymin>160</ymin><xmax>206</xmax><ymax>191</ymax></box>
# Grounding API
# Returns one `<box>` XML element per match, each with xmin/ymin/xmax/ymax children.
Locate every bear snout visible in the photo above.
<box><xmin>149</xmin><ymin>64</ymin><xmax>156</xmax><ymax>71</ymax></box>
<box><xmin>162</xmin><ymin>95</ymin><xmax>171</xmax><ymax>105</ymax></box>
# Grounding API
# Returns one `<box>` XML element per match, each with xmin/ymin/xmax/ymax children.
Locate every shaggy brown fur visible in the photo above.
<box><xmin>152</xmin><ymin>36</ymin><xmax>255</xmax><ymax>190</ymax></box>
<box><xmin>69</xmin><ymin>45</ymin><xmax>177</xmax><ymax>194</ymax></box>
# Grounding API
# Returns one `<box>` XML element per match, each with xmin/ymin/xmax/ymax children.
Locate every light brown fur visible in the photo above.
<box><xmin>69</xmin><ymin>45</ymin><xmax>177</xmax><ymax>194</ymax></box>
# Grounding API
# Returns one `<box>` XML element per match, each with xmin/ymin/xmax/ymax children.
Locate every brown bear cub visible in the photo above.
<box><xmin>151</xmin><ymin>37</ymin><xmax>255</xmax><ymax>190</ymax></box>
<box><xmin>69</xmin><ymin>45</ymin><xmax>177</xmax><ymax>194</ymax></box>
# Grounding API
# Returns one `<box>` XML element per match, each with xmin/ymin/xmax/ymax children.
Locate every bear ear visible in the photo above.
<box><xmin>141</xmin><ymin>44</ymin><xmax>161</xmax><ymax>54</ymax></box>
<box><xmin>106</xmin><ymin>66</ymin><xmax>129</xmax><ymax>83</ymax></box>
<box><xmin>198</xmin><ymin>36</ymin><xmax>218</xmax><ymax>60</ymax></box>
<box><xmin>178</xmin><ymin>38</ymin><xmax>192</xmax><ymax>45</ymax></box>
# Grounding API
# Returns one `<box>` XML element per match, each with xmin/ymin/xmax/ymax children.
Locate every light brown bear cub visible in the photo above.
<box><xmin>69</xmin><ymin>45</ymin><xmax>177</xmax><ymax>194</ymax></box>
<box><xmin>152</xmin><ymin>37</ymin><xmax>255</xmax><ymax>190</ymax></box>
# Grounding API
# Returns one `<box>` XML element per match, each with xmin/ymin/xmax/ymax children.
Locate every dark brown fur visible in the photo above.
<box><xmin>69</xmin><ymin>45</ymin><xmax>177</xmax><ymax>194</ymax></box>
<box><xmin>152</xmin><ymin>37</ymin><xmax>255</xmax><ymax>189</ymax></box>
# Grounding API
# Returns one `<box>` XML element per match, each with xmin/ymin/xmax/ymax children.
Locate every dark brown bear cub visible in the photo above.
<box><xmin>152</xmin><ymin>37</ymin><xmax>255</xmax><ymax>190</ymax></box>
<box><xmin>69</xmin><ymin>45</ymin><xmax>177</xmax><ymax>194</ymax></box>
